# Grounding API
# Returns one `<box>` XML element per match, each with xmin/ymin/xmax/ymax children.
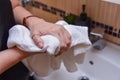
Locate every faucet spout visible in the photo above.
<box><xmin>90</xmin><ymin>32</ymin><xmax>103</xmax><ymax>38</ymax></box>
<box><xmin>89</xmin><ymin>27</ymin><xmax>106</xmax><ymax>50</ymax></box>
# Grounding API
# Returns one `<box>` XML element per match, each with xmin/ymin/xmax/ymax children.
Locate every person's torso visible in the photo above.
<box><xmin>0</xmin><ymin>0</ymin><xmax>15</xmax><ymax>50</ymax></box>
<box><xmin>0</xmin><ymin>1</ymin><xmax>29</xmax><ymax>80</ymax></box>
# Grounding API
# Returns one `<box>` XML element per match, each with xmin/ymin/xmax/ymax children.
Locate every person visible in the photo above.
<box><xmin>0</xmin><ymin>0</ymin><xmax>71</xmax><ymax>80</ymax></box>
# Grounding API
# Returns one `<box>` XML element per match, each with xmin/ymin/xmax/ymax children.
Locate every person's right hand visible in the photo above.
<box><xmin>25</xmin><ymin>17</ymin><xmax>71</xmax><ymax>56</ymax></box>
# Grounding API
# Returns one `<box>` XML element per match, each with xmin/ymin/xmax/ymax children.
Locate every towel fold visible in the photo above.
<box><xmin>7</xmin><ymin>20</ymin><xmax>91</xmax><ymax>77</ymax></box>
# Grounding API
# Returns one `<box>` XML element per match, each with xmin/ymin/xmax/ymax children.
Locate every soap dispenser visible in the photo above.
<box><xmin>79</xmin><ymin>4</ymin><xmax>87</xmax><ymax>21</ymax></box>
<box><xmin>75</xmin><ymin>4</ymin><xmax>91</xmax><ymax>35</ymax></box>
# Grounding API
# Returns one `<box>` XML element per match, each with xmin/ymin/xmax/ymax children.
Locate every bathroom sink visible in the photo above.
<box><xmin>78</xmin><ymin>41</ymin><xmax>120</xmax><ymax>80</ymax></box>
<box><xmin>35</xmin><ymin>41</ymin><xmax>120</xmax><ymax>80</ymax></box>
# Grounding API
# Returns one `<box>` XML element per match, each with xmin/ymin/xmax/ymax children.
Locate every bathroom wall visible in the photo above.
<box><xmin>25</xmin><ymin>0</ymin><xmax>120</xmax><ymax>44</ymax></box>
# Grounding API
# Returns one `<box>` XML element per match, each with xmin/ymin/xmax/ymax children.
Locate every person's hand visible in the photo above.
<box><xmin>25</xmin><ymin>17</ymin><xmax>71</xmax><ymax>56</ymax></box>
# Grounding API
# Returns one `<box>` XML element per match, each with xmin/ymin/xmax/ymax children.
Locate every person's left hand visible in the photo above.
<box><xmin>25</xmin><ymin>17</ymin><xmax>71</xmax><ymax>56</ymax></box>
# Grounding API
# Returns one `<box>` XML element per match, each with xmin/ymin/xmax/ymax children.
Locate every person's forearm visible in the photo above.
<box><xmin>0</xmin><ymin>47</ymin><xmax>31</xmax><ymax>74</ymax></box>
<box><xmin>13</xmin><ymin>4</ymin><xmax>32</xmax><ymax>24</ymax></box>
<box><xmin>11</xmin><ymin>0</ymin><xmax>32</xmax><ymax>24</ymax></box>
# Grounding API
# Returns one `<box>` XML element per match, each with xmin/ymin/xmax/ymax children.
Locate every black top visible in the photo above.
<box><xmin>0</xmin><ymin>0</ymin><xmax>29</xmax><ymax>80</ymax></box>
<box><xmin>0</xmin><ymin>0</ymin><xmax>15</xmax><ymax>50</ymax></box>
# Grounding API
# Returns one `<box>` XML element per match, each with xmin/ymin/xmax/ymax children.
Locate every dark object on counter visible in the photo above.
<box><xmin>79</xmin><ymin>4</ymin><xmax>87</xmax><ymax>21</ymax></box>
<box><xmin>75</xmin><ymin>4</ymin><xmax>91</xmax><ymax>35</ymax></box>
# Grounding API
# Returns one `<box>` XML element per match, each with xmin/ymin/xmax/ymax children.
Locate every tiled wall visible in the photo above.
<box><xmin>31</xmin><ymin>1</ymin><xmax>66</xmax><ymax>17</ymax></box>
<box><xmin>25</xmin><ymin>0</ymin><xmax>120</xmax><ymax>44</ymax></box>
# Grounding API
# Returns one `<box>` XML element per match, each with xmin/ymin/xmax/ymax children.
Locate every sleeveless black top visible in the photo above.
<box><xmin>0</xmin><ymin>0</ymin><xmax>29</xmax><ymax>80</ymax></box>
<box><xmin>0</xmin><ymin>0</ymin><xmax>15</xmax><ymax>50</ymax></box>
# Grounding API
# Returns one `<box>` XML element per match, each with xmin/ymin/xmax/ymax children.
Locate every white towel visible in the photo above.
<box><xmin>7</xmin><ymin>25</ymin><xmax>60</xmax><ymax>55</ymax></box>
<box><xmin>7</xmin><ymin>20</ymin><xmax>91</xmax><ymax>76</ymax></box>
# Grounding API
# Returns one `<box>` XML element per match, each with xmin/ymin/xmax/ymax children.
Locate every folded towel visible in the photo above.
<box><xmin>7</xmin><ymin>20</ymin><xmax>91</xmax><ymax>76</ymax></box>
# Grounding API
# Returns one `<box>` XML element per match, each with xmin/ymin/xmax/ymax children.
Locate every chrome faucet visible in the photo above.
<box><xmin>90</xmin><ymin>32</ymin><xmax>103</xmax><ymax>43</ymax></box>
<box><xmin>89</xmin><ymin>28</ymin><xmax>106</xmax><ymax>50</ymax></box>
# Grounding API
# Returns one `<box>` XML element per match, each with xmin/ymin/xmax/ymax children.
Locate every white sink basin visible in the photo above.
<box><xmin>79</xmin><ymin>41</ymin><xmax>120</xmax><ymax>80</ymax></box>
<box><xmin>34</xmin><ymin>41</ymin><xmax>120</xmax><ymax>80</ymax></box>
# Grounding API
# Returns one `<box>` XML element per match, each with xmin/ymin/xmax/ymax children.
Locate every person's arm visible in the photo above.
<box><xmin>11</xmin><ymin>0</ymin><xmax>71</xmax><ymax>55</ymax></box>
<box><xmin>11</xmin><ymin>0</ymin><xmax>33</xmax><ymax>25</ymax></box>
<box><xmin>0</xmin><ymin>47</ymin><xmax>32</xmax><ymax>74</ymax></box>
